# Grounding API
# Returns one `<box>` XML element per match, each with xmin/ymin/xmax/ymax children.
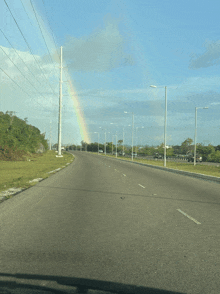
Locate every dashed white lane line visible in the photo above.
<box><xmin>177</xmin><ymin>209</ymin><xmax>201</xmax><ymax>225</ymax></box>
<box><xmin>138</xmin><ymin>184</ymin><xmax>145</xmax><ymax>189</ymax></box>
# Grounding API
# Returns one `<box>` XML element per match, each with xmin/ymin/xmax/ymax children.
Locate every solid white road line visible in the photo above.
<box><xmin>177</xmin><ymin>209</ymin><xmax>201</xmax><ymax>225</ymax></box>
<box><xmin>138</xmin><ymin>184</ymin><xmax>145</xmax><ymax>189</ymax></box>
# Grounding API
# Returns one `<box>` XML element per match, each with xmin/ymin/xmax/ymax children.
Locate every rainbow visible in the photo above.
<box><xmin>65</xmin><ymin>69</ymin><xmax>91</xmax><ymax>144</ymax></box>
<box><xmin>25</xmin><ymin>1</ymin><xmax>91</xmax><ymax>144</ymax></box>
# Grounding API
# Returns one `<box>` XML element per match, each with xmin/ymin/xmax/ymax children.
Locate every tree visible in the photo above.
<box><xmin>157</xmin><ymin>143</ymin><xmax>164</xmax><ymax>155</ymax></box>
<box><xmin>215</xmin><ymin>145</ymin><xmax>220</xmax><ymax>151</ymax></box>
<box><xmin>0</xmin><ymin>111</ymin><xmax>48</xmax><ymax>157</ymax></box>
<box><xmin>197</xmin><ymin>144</ymin><xmax>215</xmax><ymax>161</ymax></box>
<box><xmin>180</xmin><ymin>138</ymin><xmax>193</xmax><ymax>154</ymax></box>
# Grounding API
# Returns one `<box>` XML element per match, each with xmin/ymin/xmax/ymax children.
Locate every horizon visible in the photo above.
<box><xmin>0</xmin><ymin>1</ymin><xmax>220</xmax><ymax>146</ymax></box>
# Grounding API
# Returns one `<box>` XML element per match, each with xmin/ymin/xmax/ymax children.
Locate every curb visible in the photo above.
<box><xmin>105</xmin><ymin>156</ymin><xmax>220</xmax><ymax>184</ymax></box>
<box><xmin>0</xmin><ymin>155</ymin><xmax>75</xmax><ymax>203</ymax></box>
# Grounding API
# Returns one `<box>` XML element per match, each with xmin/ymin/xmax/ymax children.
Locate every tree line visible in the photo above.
<box><xmin>0</xmin><ymin>111</ymin><xmax>48</xmax><ymax>160</ymax></box>
<box><xmin>67</xmin><ymin>138</ymin><xmax>220</xmax><ymax>163</ymax></box>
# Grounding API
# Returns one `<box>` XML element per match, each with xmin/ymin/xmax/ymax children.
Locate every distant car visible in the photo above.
<box><xmin>99</xmin><ymin>149</ymin><xmax>103</xmax><ymax>153</ymax></box>
<box><xmin>132</xmin><ymin>152</ymin><xmax>138</xmax><ymax>157</ymax></box>
<box><xmin>154</xmin><ymin>153</ymin><xmax>163</xmax><ymax>159</ymax></box>
<box><xmin>187</xmin><ymin>154</ymin><xmax>202</xmax><ymax>162</ymax></box>
<box><xmin>119</xmin><ymin>152</ymin><xmax>125</xmax><ymax>156</ymax></box>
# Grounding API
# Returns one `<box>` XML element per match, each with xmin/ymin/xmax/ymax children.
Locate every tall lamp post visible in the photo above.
<box><xmin>104</xmin><ymin>131</ymin><xmax>110</xmax><ymax>155</ymax></box>
<box><xmin>115</xmin><ymin>131</ymin><xmax>118</xmax><ymax>158</ymax></box>
<box><xmin>104</xmin><ymin>130</ymin><xmax>106</xmax><ymax>155</ymax></box>
<box><xmin>112</xmin><ymin>135</ymin><xmax>114</xmax><ymax>155</ymax></box>
<box><xmin>150</xmin><ymin>85</ymin><xmax>167</xmax><ymax>167</ymax></box>
<box><xmin>123</xmin><ymin>128</ymin><xmax>125</xmax><ymax>155</ymax></box>
<box><xmin>135</xmin><ymin>126</ymin><xmax>144</xmax><ymax>156</ymax></box>
<box><xmin>124</xmin><ymin>111</ymin><xmax>134</xmax><ymax>161</ymax></box>
<box><xmin>94</xmin><ymin>132</ymin><xmax>99</xmax><ymax>155</ymax></box>
<box><xmin>110</xmin><ymin>123</ymin><xmax>118</xmax><ymax>155</ymax></box>
<box><xmin>194</xmin><ymin>107</ymin><xmax>208</xmax><ymax>166</ymax></box>
<box><xmin>57</xmin><ymin>46</ymin><xmax>63</xmax><ymax>157</ymax></box>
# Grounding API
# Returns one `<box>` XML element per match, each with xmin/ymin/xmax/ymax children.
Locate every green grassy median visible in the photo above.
<box><xmin>102</xmin><ymin>154</ymin><xmax>220</xmax><ymax>178</ymax></box>
<box><xmin>0</xmin><ymin>150</ymin><xmax>74</xmax><ymax>194</ymax></box>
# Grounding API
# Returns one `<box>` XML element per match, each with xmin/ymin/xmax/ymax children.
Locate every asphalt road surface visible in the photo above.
<box><xmin>0</xmin><ymin>151</ymin><xmax>220</xmax><ymax>293</ymax></box>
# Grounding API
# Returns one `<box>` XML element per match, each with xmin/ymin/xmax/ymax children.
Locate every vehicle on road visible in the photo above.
<box><xmin>119</xmin><ymin>151</ymin><xmax>125</xmax><ymax>156</ymax></box>
<box><xmin>187</xmin><ymin>153</ymin><xmax>202</xmax><ymax>162</ymax></box>
<box><xmin>154</xmin><ymin>153</ymin><xmax>163</xmax><ymax>159</ymax></box>
<box><xmin>99</xmin><ymin>149</ymin><xmax>103</xmax><ymax>153</ymax></box>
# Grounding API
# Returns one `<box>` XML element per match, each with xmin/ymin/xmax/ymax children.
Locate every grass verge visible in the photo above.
<box><xmin>101</xmin><ymin>154</ymin><xmax>220</xmax><ymax>178</ymax></box>
<box><xmin>0</xmin><ymin>150</ymin><xmax>74</xmax><ymax>195</ymax></box>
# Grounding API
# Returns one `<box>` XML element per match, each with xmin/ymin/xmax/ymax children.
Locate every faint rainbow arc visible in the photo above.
<box><xmin>66</xmin><ymin>78</ymin><xmax>91</xmax><ymax>144</ymax></box>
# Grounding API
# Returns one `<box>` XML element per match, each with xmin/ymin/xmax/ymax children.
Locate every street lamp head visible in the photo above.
<box><xmin>203</xmin><ymin>107</ymin><xmax>208</xmax><ymax>109</ymax></box>
<box><xmin>124</xmin><ymin>111</ymin><xmax>128</xmax><ymax>113</ymax></box>
<box><xmin>150</xmin><ymin>85</ymin><xmax>157</xmax><ymax>88</ymax></box>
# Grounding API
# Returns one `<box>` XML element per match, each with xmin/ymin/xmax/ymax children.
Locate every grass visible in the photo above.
<box><xmin>100</xmin><ymin>154</ymin><xmax>220</xmax><ymax>178</ymax></box>
<box><xmin>0</xmin><ymin>150</ymin><xmax>74</xmax><ymax>194</ymax></box>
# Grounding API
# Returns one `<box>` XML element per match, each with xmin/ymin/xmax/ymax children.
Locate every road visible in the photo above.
<box><xmin>0</xmin><ymin>151</ymin><xmax>220</xmax><ymax>293</ymax></box>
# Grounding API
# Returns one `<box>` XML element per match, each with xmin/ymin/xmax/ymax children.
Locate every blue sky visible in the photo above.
<box><xmin>1</xmin><ymin>0</ymin><xmax>220</xmax><ymax>146</ymax></box>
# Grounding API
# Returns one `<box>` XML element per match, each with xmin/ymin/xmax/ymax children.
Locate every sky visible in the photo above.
<box><xmin>1</xmin><ymin>0</ymin><xmax>220</xmax><ymax>147</ymax></box>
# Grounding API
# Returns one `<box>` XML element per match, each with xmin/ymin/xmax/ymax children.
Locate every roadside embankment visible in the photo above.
<box><xmin>0</xmin><ymin>150</ymin><xmax>74</xmax><ymax>202</ymax></box>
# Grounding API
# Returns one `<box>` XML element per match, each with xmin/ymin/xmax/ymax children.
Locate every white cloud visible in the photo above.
<box><xmin>189</xmin><ymin>40</ymin><xmax>220</xmax><ymax>69</ymax></box>
<box><xmin>63</xmin><ymin>16</ymin><xmax>135</xmax><ymax>72</ymax></box>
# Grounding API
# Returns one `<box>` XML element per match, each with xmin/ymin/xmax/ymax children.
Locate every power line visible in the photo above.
<box><xmin>29</xmin><ymin>0</ymin><xmax>59</xmax><ymax>71</ymax></box>
<box><xmin>0</xmin><ymin>65</ymin><xmax>57</xmax><ymax>111</ymax></box>
<box><xmin>3</xmin><ymin>0</ymin><xmax>58</xmax><ymax>97</ymax></box>
<box><xmin>0</xmin><ymin>28</ymin><xmax>56</xmax><ymax>91</ymax></box>
<box><xmin>0</xmin><ymin>45</ymin><xmax>56</xmax><ymax>103</ymax></box>
<box><xmin>20</xmin><ymin>0</ymin><xmax>59</xmax><ymax>79</ymax></box>
<box><xmin>40</xmin><ymin>0</ymin><xmax>60</xmax><ymax>62</ymax></box>
<box><xmin>0</xmin><ymin>66</ymin><xmax>34</xmax><ymax>98</ymax></box>
<box><xmin>40</xmin><ymin>0</ymin><xmax>71</xmax><ymax>87</ymax></box>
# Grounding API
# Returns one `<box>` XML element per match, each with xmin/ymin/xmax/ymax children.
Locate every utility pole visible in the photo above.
<box><xmin>57</xmin><ymin>46</ymin><xmax>63</xmax><ymax>157</ymax></box>
<box><xmin>105</xmin><ymin>131</ymin><xmax>106</xmax><ymax>155</ymax></box>
<box><xmin>49</xmin><ymin>121</ymin><xmax>52</xmax><ymax>150</ymax></box>
<box><xmin>164</xmin><ymin>86</ymin><xmax>167</xmax><ymax>167</ymax></box>
<box><xmin>116</xmin><ymin>132</ymin><xmax>118</xmax><ymax>158</ymax></box>
<box><xmin>123</xmin><ymin>128</ymin><xmax>124</xmax><ymax>154</ymax></box>
<box><xmin>132</xmin><ymin>113</ymin><xmax>134</xmax><ymax>161</ymax></box>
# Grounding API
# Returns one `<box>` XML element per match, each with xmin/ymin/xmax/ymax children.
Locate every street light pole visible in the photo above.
<box><xmin>132</xmin><ymin>113</ymin><xmax>134</xmax><ymax>161</ymax></box>
<box><xmin>194</xmin><ymin>107</ymin><xmax>208</xmax><ymax>166</ymax></box>
<box><xmin>135</xmin><ymin>126</ymin><xmax>144</xmax><ymax>157</ymax></box>
<box><xmin>150</xmin><ymin>85</ymin><xmax>167</xmax><ymax>167</ymax></box>
<box><xmin>105</xmin><ymin>130</ymin><xmax>106</xmax><ymax>155</ymax></box>
<box><xmin>124</xmin><ymin>111</ymin><xmax>134</xmax><ymax>161</ymax></box>
<box><xmin>164</xmin><ymin>86</ymin><xmax>167</xmax><ymax>167</ymax></box>
<box><xmin>94</xmin><ymin>132</ymin><xmax>99</xmax><ymax>155</ymax></box>
<box><xmin>194</xmin><ymin>107</ymin><xmax>197</xmax><ymax>166</ymax></box>
<box><xmin>112</xmin><ymin>135</ymin><xmax>114</xmax><ymax>155</ymax></box>
<box><xmin>123</xmin><ymin>128</ymin><xmax>124</xmax><ymax>154</ymax></box>
<box><xmin>116</xmin><ymin>132</ymin><xmax>118</xmax><ymax>158</ymax></box>
<box><xmin>57</xmin><ymin>46</ymin><xmax>63</xmax><ymax>157</ymax></box>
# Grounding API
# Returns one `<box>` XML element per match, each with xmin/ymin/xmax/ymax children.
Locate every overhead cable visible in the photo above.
<box><xmin>3</xmin><ymin>0</ymin><xmax>58</xmax><ymax>97</ymax></box>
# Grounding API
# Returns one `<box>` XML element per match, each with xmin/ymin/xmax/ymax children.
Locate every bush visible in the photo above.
<box><xmin>207</xmin><ymin>150</ymin><xmax>220</xmax><ymax>163</ymax></box>
<box><xmin>0</xmin><ymin>145</ymin><xmax>26</xmax><ymax>161</ymax></box>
